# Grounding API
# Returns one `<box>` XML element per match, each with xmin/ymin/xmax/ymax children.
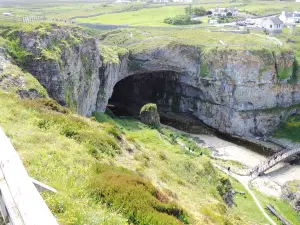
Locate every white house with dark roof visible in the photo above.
<box><xmin>261</xmin><ymin>17</ymin><xmax>283</xmax><ymax>33</ymax></box>
<box><xmin>208</xmin><ymin>6</ymin><xmax>238</xmax><ymax>17</ymax></box>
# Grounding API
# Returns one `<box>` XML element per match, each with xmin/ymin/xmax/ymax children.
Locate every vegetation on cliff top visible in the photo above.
<box><xmin>273</xmin><ymin>114</ymin><xmax>300</xmax><ymax>142</ymax></box>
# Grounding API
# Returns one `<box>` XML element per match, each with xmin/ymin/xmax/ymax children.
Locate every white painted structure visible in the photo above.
<box><xmin>172</xmin><ymin>0</ymin><xmax>192</xmax><ymax>2</ymax></box>
<box><xmin>261</xmin><ymin>17</ymin><xmax>283</xmax><ymax>33</ymax></box>
<box><xmin>148</xmin><ymin>0</ymin><xmax>169</xmax><ymax>2</ymax></box>
<box><xmin>209</xmin><ymin>19</ymin><xmax>218</xmax><ymax>24</ymax></box>
<box><xmin>2</xmin><ymin>13</ymin><xmax>12</xmax><ymax>17</ymax></box>
<box><xmin>209</xmin><ymin>6</ymin><xmax>238</xmax><ymax>17</ymax></box>
<box><xmin>279</xmin><ymin>11</ymin><xmax>300</xmax><ymax>23</ymax></box>
<box><xmin>0</xmin><ymin>128</ymin><xmax>58</xmax><ymax>225</ymax></box>
<box><xmin>115</xmin><ymin>0</ymin><xmax>131</xmax><ymax>3</ymax></box>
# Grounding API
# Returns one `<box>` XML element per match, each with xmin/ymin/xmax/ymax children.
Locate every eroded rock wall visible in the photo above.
<box><xmin>12</xmin><ymin>26</ymin><xmax>102</xmax><ymax>115</ymax></box>
<box><xmin>8</xmin><ymin>26</ymin><xmax>300</xmax><ymax>137</ymax></box>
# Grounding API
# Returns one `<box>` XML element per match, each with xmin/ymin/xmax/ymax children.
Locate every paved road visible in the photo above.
<box><xmin>214</xmin><ymin>164</ymin><xmax>277</xmax><ymax>225</ymax></box>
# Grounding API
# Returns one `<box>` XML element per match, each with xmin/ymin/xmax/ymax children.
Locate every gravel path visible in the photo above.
<box><xmin>214</xmin><ymin>164</ymin><xmax>277</xmax><ymax>225</ymax></box>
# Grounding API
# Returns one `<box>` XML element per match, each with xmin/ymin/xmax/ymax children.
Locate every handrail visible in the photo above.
<box><xmin>248</xmin><ymin>147</ymin><xmax>300</xmax><ymax>178</ymax></box>
<box><xmin>0</xmin><ymin>128</ymin><xmax>59</xmax><ymax>225</ymax></box>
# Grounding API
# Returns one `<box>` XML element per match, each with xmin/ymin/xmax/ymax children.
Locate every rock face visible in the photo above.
<box><xmin>0</xmin><ymin>47</ymin><xmax>47</xmax><ymax>98</ymax></box>
<box><xmin>140</xmin><ymin>103</ymin><xmax>160</xmax><ymax>126</ymax></box>
<box><xmin>7</xmin><ymin>25</ymin><xmax>300</xmax><ymax>137</ymax></box>
<box><xmin>12</xmin><ymin>25</ymin><xmax>102</xmax><ymax>115</ymax></box>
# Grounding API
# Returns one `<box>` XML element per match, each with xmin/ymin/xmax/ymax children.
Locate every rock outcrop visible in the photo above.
<box><xmin>281</xmin><ymin>180</ymin><xmax>300</xmax><ymax>212</ymax></box>
<box><xmin>0</xmin><ymin>47</ymin><xmax>47</xmax><ymax>98</ymax></box>
<box><xmin>3</xmin><ymin>24</ymin><xmax>300</xmax><ymax>137</ymax></box>
<box><xmin>140</xmin><ymin>103</ymin><xmax>160</xmax><ymax>126</ymax></box>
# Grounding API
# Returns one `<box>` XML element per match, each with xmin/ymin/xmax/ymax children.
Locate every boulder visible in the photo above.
<box><xmin>140</xmin><ymin>103</ymin><xmax>160</xmax><ymax>126</ymax></box>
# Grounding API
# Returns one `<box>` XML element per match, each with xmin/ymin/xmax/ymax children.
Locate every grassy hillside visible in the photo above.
<box><xmin>0</xmin><ymin>91</ymin><xmax>242</xmax><ymax>224</ymax></box>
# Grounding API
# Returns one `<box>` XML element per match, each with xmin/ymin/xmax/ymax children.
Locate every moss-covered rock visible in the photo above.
<box><xmin>140</xmin><ymin>103</ymin><xmax>160</xmax><ymax>126</ymax></box>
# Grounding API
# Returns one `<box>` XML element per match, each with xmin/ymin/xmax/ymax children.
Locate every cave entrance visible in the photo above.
<box><xmin>107</xmin><ymin>71</ymin><xmax>210</xmax><ymax>133</ymax></box>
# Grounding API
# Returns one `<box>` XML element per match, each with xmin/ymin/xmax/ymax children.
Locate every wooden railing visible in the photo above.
<box><xmin>0</xmin><ymin>128</ymin><xmax>58</xmax><ymax>225</ymax></box>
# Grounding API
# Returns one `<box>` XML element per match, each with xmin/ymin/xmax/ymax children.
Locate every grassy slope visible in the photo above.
<box><xmin>254</xmin><ymin>190</ymin><xmax>300</xmax><ymax>225</ymax></box>
<box><xmin>0</xmin><ymin>88</ymin><xmax>283</xmax><ymax>225</ymax></box>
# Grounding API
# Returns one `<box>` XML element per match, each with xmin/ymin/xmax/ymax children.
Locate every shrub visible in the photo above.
<box><xmin>6</xmin><ymin>38</ymin><xmax>32</xmax><ymax>65</ymax></box>
<box><xmin>217</xmin><ymin>175</ymin><xmax>232</xmax><ymax>197</ymax></box>
<box><xmin>193</xmin><ymin>7</ymin><xmax>207</xmax><ymax>16</ymax></box>
<box><xmin>164</xmin><ymin>15</ymin><xmax>202</xmax><ymax>26</ymax></box>
<box><xmin>91</xmin><ymin>165</ymin><xmax>189</xmax><ymax>225</ymax></box>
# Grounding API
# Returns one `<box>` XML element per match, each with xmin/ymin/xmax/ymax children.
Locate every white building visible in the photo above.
<box><xmin>2</xmin><ymin>13</ymin><xmax>13</xmax><ymax>16</ymax></box>
<box><xmin>174</xmin><ymin>0</ymin><xmax>193</xmax><ymax>2</ymax></box>
<box><xmin>279</xmin><ymin>11</ymin><xmax>300</xmax><ymax>23</ymax></box>
<box><xmin>115</xmin><ymin>0</ymin><xmax>131</xmax><ymax>3</ymax></box>
<box><xmin>261</xmin><ymin>17</ymin><xmax>283</xmax><ymax>33</ymax></box>
<box><xmin>208</xmin><ymin>6</ymin><xmax>238</xmax><ymax>17</ymax></box>
<box><xmin>149</xmin><ymin>0</ymin><xmax>169</xmax><ymax>2</ymax></box>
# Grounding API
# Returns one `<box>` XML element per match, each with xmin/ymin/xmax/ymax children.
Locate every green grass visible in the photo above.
<box><xmin>0</xmin><ymin>2</ymin><xmax>144</xmax><ymax>21</ymax></box>
<box><xmin>254</xmin><ymin>190</ymin><xmax>300</xmax><ymax>225</ymax></box>
<box><xmin>75</xmin><ymin>2</ymin><xmax>300</xmax><ymax>26</ymax></box>
<box><xmin>91</xmin><ymin>164</ymin><xmax>189</xmax><ymax>225</ymax></box>
<box><xmin>273</xmin><ymin>114</ymin><xmax>300</xmax><ymax>142</ymax></box>
<box><xmin>229</xmin><ymin>179</ymin><xmax>270</xmax><ymax>224</ymax></box>
<box><xmin>238</xmin><ymin>2</ymin><xmax>300</xmax><ymax>16</ymax></box>
<box><xmin>75</xmin><ymin>3</ymin><xmax>238</xmax><ymax>26</ymax></box>
<box><xmin>0</xmin><ymin>92</ymin><xmax>128</xmax><ymax>225</ymax></box>
<box><xmin>98</xmin><ymin>44</ymin><xmax>128</xmax><ymax>64</ymax></box>
<box><xmin>0</xmin><ymin>90</ymin><xmax>258</xmax><ymax>225</ymax></box>
<box><xmin>98</xmin><ymin>27</ymin><xmax>277</xmax><ymax>49</ymax></box>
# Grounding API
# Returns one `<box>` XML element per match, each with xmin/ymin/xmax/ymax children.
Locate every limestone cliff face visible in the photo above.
<box><xmin>14</xmin><ymin>26</ymin><xmax>102</xmax><ymax>115</ymax></box>
<box><xmin>10</xmin><ymin>26</ymin><xmax>299</xmax><ymax>137</ymax></box>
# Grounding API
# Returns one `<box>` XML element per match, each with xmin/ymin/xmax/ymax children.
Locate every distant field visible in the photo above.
<box><xmin>75</xmin><ymin>3</ymin><xmax>238</xmax><ymax>26</ymax></box>
<box><xmin>239</xmin><ymin>2</ymin><xmax>300</xmax><ymax>16</ymax></box>
<box><xmin>0</xmin><ymin>2</ymin><xmax>144</xmax><ymax>20</ymax></box>
<box><xmin>2</xmin><ymin>1</ymin><xmax>300</xmax><ymax>26</ymax></box>
<box><xmin>76</xmin><ymin>2</ymin><xmax>300</xmax><ymax>26</ymax></box>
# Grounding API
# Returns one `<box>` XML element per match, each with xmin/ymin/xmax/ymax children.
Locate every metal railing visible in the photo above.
<box><xmin>248</xmin><ymin>147</ymin><xmax>300</xmax><ymax>178</ymax></box>
<box><xmin>0</xmin><ymin>128</ymin><xmax>58</xmax><ymax>225</ymax></box>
